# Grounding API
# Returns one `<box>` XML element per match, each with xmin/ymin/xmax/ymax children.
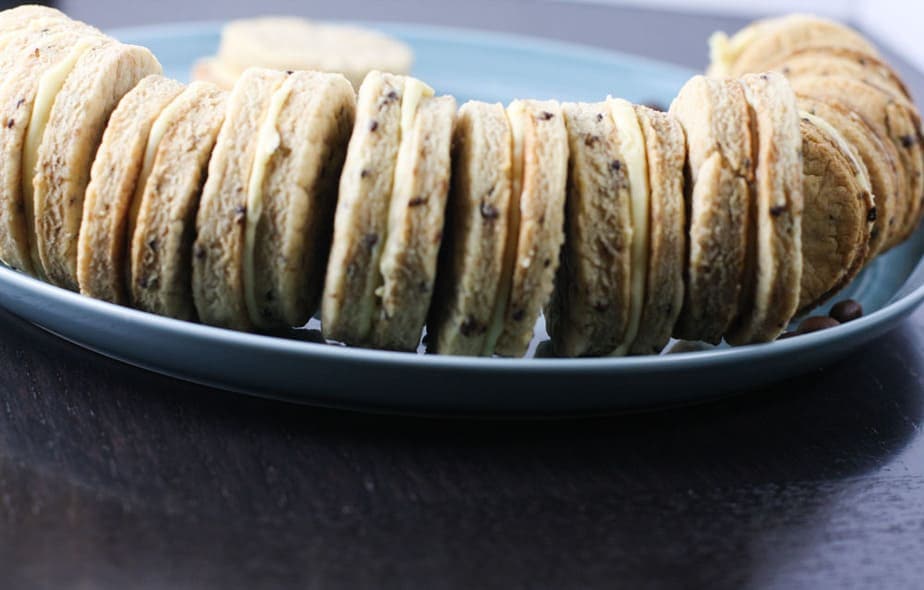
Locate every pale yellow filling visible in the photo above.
<box><xmin>800</xmin><ymin>111</ymin><xmax>872</xmax><ymax>194</ymax></box>
<box><xmin>607</xmin><ymin>98</ymin><xmax>650</xmax><ymax>356</ymax></box>
<box><xmin>243</xmin><ymin>75</ymin><xmax>297</xmax><ymax>325</ymax></box>
<box><xmin>482</xmin><ymin>101</ymin><xmax>524</xmax><ymax>356</ymax></box>
<box><xmin>708</xmin><ymin>26</ymin><xmax>758</xmax><ymax>76</ymax></box>
<box><xmin>23</xmin><ymin>38</ymin><xmax>95</xmax><ymax>275</ymax></box>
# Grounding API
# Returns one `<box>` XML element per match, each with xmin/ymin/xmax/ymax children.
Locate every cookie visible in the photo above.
<box><xmin>726</xmin><ymin>72</ymin><xmax>803</xmax><ymax>345</ymax></box>
<box><xmin>130</xmin><ymin>82</ymin><xmax>227</xmax><ymax>320</ymax></box>
<box><xmin>797</xmin><ymin>95</ymin><xmax>903</xmax><ymax>256</ymax></box>
<box><xmin>33</xmin><ymin>41</ymin><xmax>162</xmax><ymax>289</ymax></box>
<box><xmin>708</xmin><ymin>14</ymin><xmax>879</xmax><ymax>78</ymax></box>
<box><xmin>77</xmin><ymin>74</ymin><xmax>185</xmax><ymax>304</ymax></box>
<box><xmin>488</xmin><ymin>99</ymin><xmax>568</xmax><ymax>358</ymax></box>
<box><xmin>670</xmin><ymin>75</ymin><xmax>753</xmax><ymax>344</ymax></box>
<box><xmin>797</xmin><ymin>111</ymin><xmax>874</xmax><ymax>315</ymax></box>
<box><xmin>629</xmin><ymin>104</ymin><xmax>687</xmax><ymax>355</ymax></box>
<box><xmin>790</xmin><ymin>74</ymin><xmax>923</xmax><ymax>243</ymax></box>
<box><xmin>370</xmin><ymin>94</ymin><xmax>456</xmax><ymax>350</ymax></box>
<box><xmin>427</xmin><ymin>101</ymin><xmax>513</xmax><ymax>356</ymax></box>
<box><xmin>192</xmin><ymin>67</ymin><xmax>287</xmax><ymax>330</ymax></box>
<box><xmin>0</xmin><ymin>27</ymin><xmax>104</xmax><ymax>275</ymax></box>
<box><xmin>546</xmin><ymin>101</ymin><xmax>633</xmax><ymax>358</ymax></box>
<box><xmin>211</xmin><ymin>16</ymin><xmax>413</xmax><ymax>89</ymax></box>
<box><xmin>243</xmin><ymin>71</ymin><xmax>355</xmax><ymax>330</ymax></box>
<box><xmin>322</xmin><ymin>72</ymin><xmax>408</xmax><ymax>346</ymax></box>
<box><xmin>767</xmin><ymin>47</ymin><xmax>911</xmax><ymax>101</ymax></box>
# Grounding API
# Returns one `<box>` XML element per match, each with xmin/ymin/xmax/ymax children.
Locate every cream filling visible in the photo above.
<box><xmin>482</xmin><ymin>101</ymin><xmax>525</xmax><ymax>356</ymax></box>
<box><xmin>374</xmin><ymin>78</ymin><xmax>434</xmax><ymax>301</ymax></box>
<box><xmin>23</xmin><ymin>38</ymin><xmax>95</xmax><ymax>275</ymax></box>
<box><xmin>607</xmin><ymin>98</ymin><xmax>650</xmax><ymax>356</ymax></box>
<box><xmin>800</xmin><ymin>111</ymin><xmax>872</xmax><ymax>194</ymax></box>
<box><xmin>708</xmin><ymin>26</ymin><xmax>757</xmax><ymax>76</ymax></box>
<box><xmin>243</xmin><ymin>75</ymin><xmax>297</xmax><ymax>325</ymax></box>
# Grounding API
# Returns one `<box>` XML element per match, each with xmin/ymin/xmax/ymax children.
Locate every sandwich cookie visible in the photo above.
<box><xmin>726</xmin><ymin>72</ymin><xmax>803</xmax><ymax>345</ymax></box>
<box><xmin>243</xmin><ymin>71</ymin><xmax>356</xmax><ymax>330</ymax></box>
<box><xmin>767</xmin><ymin>47</ymin><xmax>911</xmax><ymax>101</ymax></box>
<box><xmin>670</xmin><ymin>75</ymin><xmax>754</xmax><ymax>344</ymax></box>
<box><xmin>708</xmin><ymin>14</ymin><xmax>879</xmax><ymax>78</ymax></box>
<box><xmin>790</xmin><ymin>75</ymin><xmax>924</xmax><ymax>243</ymax></box>
<box><xmin>489</xmin><ymin>99</ymin><xmax>568</xmax><ymax>357</ymax></box>
<box><xmin>797</xmin><ymin>95</ymin><xmax>904</xmax><ymax>255</ymax></box>
<box><xmin>130</xmin><ymin>82</ymin><xmax>227</xmax><ymax>320</ymax></box>
<box><xmin>629</xmin><ymin>104</ymin><xmax>687</xmax><ymax>355</ymax></box>
<box><xmin>0</xmin><ymin>26</ymin><xmax>105</xmax><ymax>274</ymax></box>
<box><xmin>546</xmin><ymin>100</ymin><xmax>634</xmax><ymax>358</ymax></box>
<box><xmin>32</xmin><ymin>41</ymin><xmax>161</xmax><ymax>289</ymax></box>
<box><xmin>77</xmin><ymin>75</ymin><xmax>185</xmax><ymax>303</ymax></box>
<box><xmin>797</xmin><ymin>111</ymin><xmax>874</xmax><ymax>315</ymax></box>
<box><xmin>192</xmin><ymin>67</ymin><xmax>287</xmax><ymax>330</ymax></box>
<box><xmin>427</xmin><ymin>101</ymin><xmax>514</xmax><ymax>356</ymax></box>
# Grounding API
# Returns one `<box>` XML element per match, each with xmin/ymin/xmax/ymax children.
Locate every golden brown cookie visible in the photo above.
<box><xmin>77</xmin><ymin>75</ymin><xmax>185</xmax><ymax>304</ymax></box>
<box><xmin>243</xmin><ymin>71</ymin><xmax>356</xmax><ymax>330</ymax></box>
<box><xmin>192</xmin><ymin>67</ymin><xmax>287</xmax><ymax>330</ymax></box>
<box><xmin>726</xmin><ymin>72</ymin><xmax>803</xmax><ymax>345</ymax></box>
<box><xmin>427</xmin><ymin>101</ymin><xmax>513</xmax><ymax>356</ymax></box>
<box><xmin>797</xmin><ymin>111</ymin><xmax>875</xmax><ymax>315</ymax></box>
<box><xmin>670</xmin><ymin>75</ymin><xmax>754</xmax><ymax>344</ymax></box>
<box><xmin>33</xmin><ymin>41</ymin><xmax>161</xmax><ymax>289</ymax></box>
<box><xmin>768</xmin><ymin>46</ymin><xmax>911</xmax><ymax>100</ymax></box>
<box><xmin>130</xmin><ymin>82</ymin><xmax>227</xmax><ymax>320</ymax></box>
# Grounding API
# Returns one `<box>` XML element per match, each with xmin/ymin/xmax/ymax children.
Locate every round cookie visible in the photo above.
<box><xmin>790</xmin><ymin>74</ymin><xmax>924</xmax><ymax>243</ymax></box>
<box><xmin>768</xmin><ymin>47</ymin><xmax>911</xmax><ymax>101</ymax></box>
<box><xmin>490</xmin><ymin>99</ymin><xmax>568</xmax><ymax>358</ymax></box>
<box><xmin>708</xmin><ymin>14</ymin><xmax>879</xmax><ymax>78</ymax></box>
<box><xmin>33</xmin><ymin>41</ymin><xmax>162</xmax><ymax>289</ymax></box>
<box><xmin>797</xmin><ymin>95</ymin><xmax>904</xmax><ymax>255</ymax></box>
<box><xmin>427</xmin><ymin>101</ymin><xmax>514</xmax><ymax>356</ymax></box>
<box><xmin>130</xmin><ymin>82</ymin><xmax>227</xmax><ymax>320</ymax></box>
<box><xmin>0</xmin><ymin>26</ymin><xmax>104</xmax><ymax>274</ymax></box>
<box><xmin>726</xmin><ymin>72</ymin><xmax>803</xmax><ymax>345</ymax></box>
<box><xmin>546</xmin><ymin>101</ymin><xmax>633</xmax><ymax>358</ymax></box>
<box><xmin>669</xmin><ymin>75</ymin><xmax>754</xmax><ymax>344</ymax></box>
<box><xmin>77</xmin><ymin>75</ymin><xmax>185</xmax><ymax>304</ymax></box>
<box><xmin>797</xmin><ymin>112</ymin><xmax>875</xmax><ymax>315</ymax></box>
<box><xmin>192</xmin><ymin>67</ymin><xmax>287</xmax><ymax>330</ymax></box>
<box><xmin>371</xmin><ymin>94</ymin><xmax>456</xmax><ymax>351</ymax></box>
<box><xmin>243</xmin><ymin>71</ymin><xmax>356</xmax><ymax>330</ymax></box>
<box><xmin>629</xmin><ymin>104</ymin><xmax>687</xmax><ymax>355</ymax></box>
<box><xmin>216</xmin><ymin>17</ymin><xmax>413</xmax><ymax>89</ymax></box>
<box><xmin>322</xmin><ymin>71</ymin><xmax>407</xmax><ymax>346</ymax></box>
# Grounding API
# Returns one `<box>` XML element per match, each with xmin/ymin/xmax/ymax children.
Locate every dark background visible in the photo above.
<box><xmin>1</xmin><ymin>2</ymin><xmax>923</xmax><ymax>589</ymax></box>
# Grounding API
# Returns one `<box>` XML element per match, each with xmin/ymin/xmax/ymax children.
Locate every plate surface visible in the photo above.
<box><xmin>0</xmin><ymin>22</ymin><xmax>922</xmax><ymax>415</ymax></box>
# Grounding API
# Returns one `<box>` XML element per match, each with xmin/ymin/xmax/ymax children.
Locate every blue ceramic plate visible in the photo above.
<box><xmin>0</xmin><ymin>22</ymin><xmax>922</xmax><ymax>415</ymax></box>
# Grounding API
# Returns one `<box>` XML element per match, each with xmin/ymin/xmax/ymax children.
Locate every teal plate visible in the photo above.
<box><xmin>0</xmin><ymin>22</ymin><xmax>922</xmax><ymax>415</ymax></box>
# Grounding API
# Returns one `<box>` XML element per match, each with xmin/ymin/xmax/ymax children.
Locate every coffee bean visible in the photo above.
<box><xmin>829</xmin><ymin>299</ymin><xmax>863</xmax><ymax>323</ymax></box>
<box><xmin>797</xmin><ymin>316</ymin><xmax>840</xmax><ymax>334</ymax></box>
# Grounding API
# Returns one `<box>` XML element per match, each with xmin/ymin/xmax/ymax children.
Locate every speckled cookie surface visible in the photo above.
<box><xmin>33</xmin><ymin>41</ymin><xmax>161</xmax><ymax>289</ymax></box>
<box><xmin>798</xmin><ymin>114</ymin><xmax>874</xmax><ymax>315</ymax></box>
<box><xmin>629</xmin><ymin>105</ymin><xmax>687</xmax><ymax>355</ymax></box>
<box><xmin>246</xmin><ymin>71</ymin><xmax>355</xmax><ymax>329</ymax></box>
<box><xmin>768</xmin><ymin>47</ymin><xmax>910</xmax><ymax>100</ymax></box>
<box><xmin>131</xmin><ymin>82</ymin><xmax>227</xmax><ymax>321</ymax></box>
<box><xmin>495</xmin><ymin>100</ymin><xmax>568</xmax><ymax>358</ymax></box>
<box><xmin>371</xmin><ymin>95</ymin><xmax>456</xmax><ymax>351</ymax></box>
<box><xmin>726</xmin><ymin>72</ymin><xmax>803</xmax><ymax>345</ymax></box>
<box><xmin>427</xmin><ymin>101</ymin><xmax>513</xmax><ymax>357</ymax></box>
<box><xmin>797</xmin><ymin>94</ymin><xmax>903</xmax><ymax>255</ymax></box>
<box><xmin>192</xmin><ymin>68</ymin><xmax>286</xmax><ymax>330</ymax></box>
<box><xmin>708</xmin><ymin>14</ymin><xmax>879</xmax><ymax>78</ymax></box>
<box><xmin>790</xmin><ymin>74</ymin><xmax>923</xmax><ymax>243</ymax></box>
<box><xmin>77</xmin><ymin>75</ymin><xmax>184</xmax><ymax>304</ymax></box>
<box><xmin>670</xmin><ymin>75</ymin><xmax>753</xmax><ymax>344</ymax></box>
<box><xmin>546</xmin><ymin>101</ymin><xmax>632</xmax><ymax>358</ymax></box>
<box><xmin>0</xmin><ymin>27</ymin><xmax>104</xmax><ymax>274</ymax></box>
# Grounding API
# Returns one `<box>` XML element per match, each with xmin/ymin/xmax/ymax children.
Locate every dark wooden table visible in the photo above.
<box><xmin>3</xmin><ymin>2</ymin><xmax>924</xmax><ymax>588</ymax></box>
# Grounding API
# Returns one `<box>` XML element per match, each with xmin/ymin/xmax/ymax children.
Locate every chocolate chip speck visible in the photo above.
<box><xmin>459</xmin><ymin>316</ymin><xmax>486</xmax><ymax>337</ymax></box>
<box><xmin>363</xmin><ymin>233</ymin><xmax>379</xmax><ymax>248</ymax></box>
<box><xmin>15</xmin><ymin>98</ymin><xmax>24</xmax><ymax>108</ymax></box>
<box><xmin>584</xmin><ymin>134</ymin><xmax>600</xmax><ymax>147</ymax></box>
<box><xmin>596</xmin><ymin>113</ymin><xmax>604</xmax><ymax>122</ymax></box>
<box><xmin>770</xmin><ymin>205</ymin><xmax>787</xmax><ymax>217</ymax></box>
<box><xmin>867</xmin><ymin>207</ymin><xmax>878</xmax><ymax>222</ymax></box>
<box><xmin>369</xmin><ymin>120</ymin><xmax>379</xmax><ymax>132</ymax></box>
<box><xmin>512</xmin><ymin>309</ymin><xmax>525</xmax><ymax>322</ymax></box>
<box><xmin>194</xmin><ymin>245</ymin><xmax>206</xmax><ymax>259</ymax></box>
<box><xmin>408</xmin><ymin>196</ymin><xmax>427</xmax><ymax>207</ymax></box>
<box><xmin>360</xmin><ymin>168</ymin><xmax>371</xmax><ymax>178</ymax></box>
<box><xmin>538</xmin><ymin>111</ymin><xmax>554</xmax><ymax>121</ymax></box>
<box><xmin>480</xmin><ymin>202</ymin><xmax>500</xmax><ymax>220</ymax></box>
<box><xmin>234</xmin><ymin>205</ymin><xmax>246</xmax><ymax>221</ymax></box>
<box><xmin>147</xmin><ymin>238</ymin><xmax>158</xmax><ymax>252</ymax></box>
<box><xmin>285</xmin><ymin>70</ymin><xmax>294</xmax><ymax>75</ymax></box>
<box><xmin>610</xmin><ymin>160</ymin><xmax>622</xmax><ymax>172</ymax></box>
<box><xmin>543</xmin><ymin>258</ymin><xmax>551</xmax><ymax>268</ymax></box>
<box><xmin>5</xmin><ymin>119</ymin><xmax>13</xmax><ymax>129</ymax></box>
<box><xmin>901</xmin><ymin>134</ymin><xmax>915</xmax><ymax>148</ymax></box>
<box><xmin>386</xmin><ymin>90</ymin><xmax>398</xmax><ymax>101</ymax></box>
